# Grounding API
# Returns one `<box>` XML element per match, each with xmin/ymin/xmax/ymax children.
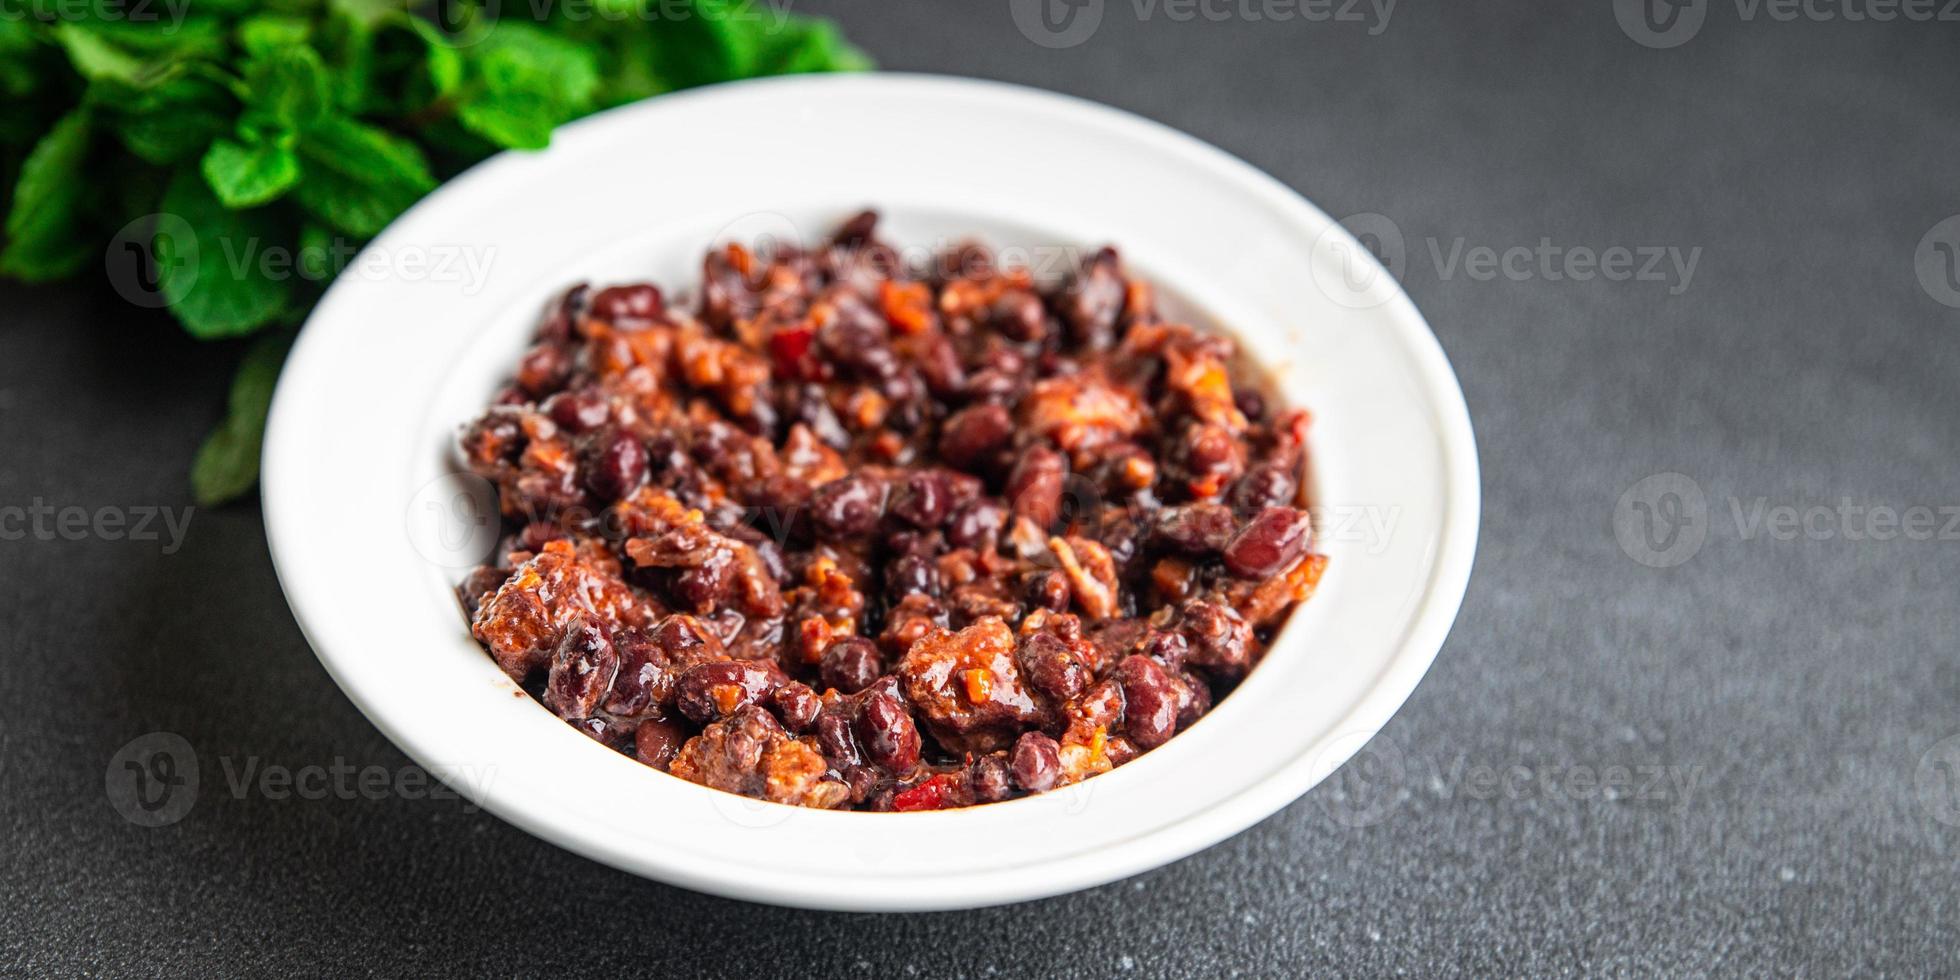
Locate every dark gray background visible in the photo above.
<box><xmin>4</xmin><ymin>1</ymin><xmax>1957</xmax><ymax>975</ymax></box>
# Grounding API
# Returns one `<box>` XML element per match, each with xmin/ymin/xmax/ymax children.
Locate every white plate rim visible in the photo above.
<box><xmin>261</xmin><ymin>72</ymin><xmax>1480</xmax><ymax>910</ymax></box>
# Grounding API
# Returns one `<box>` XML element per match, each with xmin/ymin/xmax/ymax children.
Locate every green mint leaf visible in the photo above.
<box><xmin>408</xmin><ymin>19</ymin><xmax>464</xmax><ymax>96</ymax></box>
<box><xmin>157</xmin><ymin>167</ymin><xmax>291</xmax><ymax>337</ymax></box>
<box><xmin>201</xmin><ymin>136</ymin><xmax>301</xmax><ymax>208</ymax></box>
<box><xmin>242</xmin><ymin>43</ymin><xmax>332</xmax><ymax>132</ymax></box>
<box><xmin>291</xmin><ymin>114</ymin><xmax>434</xmax><ymax>236</ymax></box>
<box><xmin>0</xmin><ymin>110</ymin><xmax>94</xmax><ymax>281</ymax></box>
<box><xmin>191</xmin><ymin>330</ymin><xmax>290</xmax><ymax>506</ymax></box>
<box><xmin>0</xmin><ymin>18</ymin><xmax>46</xmax><ymax>102</ymax></box>
<box><xmin>53</xmin><ymin>23</ymin><xmax>149</xmax><ymax>84</ymax></box>
<box><xmin>755</xmin><ymin>17</ymin><xmax>874</xmax><ymax>75</ymax></box>
<box><xmin>456</xmin><ymin>22</ymin><xmax>599</xmax><ymax>149</ymax></box>
<box><xmin>237</xmin><ymin>15</ymin><xmax>314</xmax><ymax>56</ymax></box>
<box><xmin>109</xmin><ymin>74</ymin><xmax>236</xmax><ymax>165</ymax></box>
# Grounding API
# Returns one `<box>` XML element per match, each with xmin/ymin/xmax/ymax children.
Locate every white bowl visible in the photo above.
<box><xmin>262</xmin><ymin>73</ymin><xmax>1478</xmax><ymax>911</ymax></box>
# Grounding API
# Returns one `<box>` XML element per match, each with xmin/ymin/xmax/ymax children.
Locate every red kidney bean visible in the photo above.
<box><xmin>1222</xmin><ymin>506</ymin><xmax>1313</xmax><ymax>578</ymax></box>
<box><xmin>516</xmin><ymin>343</ymin><xmax>572</xmax><ymax>396</ymax></box>
<box><xmin>1151</xmin><ymin>503</ymin><xmax>1238</xmax><ymax>555</ymax></box>
<box><xmin>890</xmin><ymin>470</ymin><xmax>953</xmax><ymax>529</ymax></box>
<box><xmin>771</xmin><ymin>682</ymin><xmax>822</xmax><ymax>733</ymax></box>
<box><xmin>1006</xmin><ymin>447</ymin><xmax>1066</xmax><ymax>530</ymax></box>
<box><xmin>1230</xmin><ymin>462</ymin><xmax>1298</xmax><ymax>512</ymax></box>
<box><xmin>589</xmin><ymin>283</ymin><xmax>664</xmax><ymax>323</ymax></box>
<box><xmin>820</xmin><ymin>636</ymin><xmax>882</xmax><ymax>694</ymax></box>
<box><xmin>964</xmin><ymin>754</ymin><xmax>1015</xmax><ymax>803</ymax></box>
<box><xmin>1116</xmin><ymin>655</ymin><xmax>1178</xmax><ymax>749</ymax></box>
<box><xmin>544</xmin><ymin>389</ymin><xmax>609</xmax><ymax>432</ymax></box>
<box><xmin>582</xmin><ymin>429</ymin><xmax>647</xmax><ymax>502</ymax></box>
<box><xmin>1019</xmin><ymin>631</ymin><xmax>1089</xmax><ymax>703</ymax></box>
<box><xmin>811</xmin><ymin>474</ymin><xmax>887</xmax><ymax>540</ymax></box>
<box><xmin>857</xmin><ymin>679</ymin><xmax>921</xmax><ymax>774</ymax></box>
<box><xmin>545</xmin><ymin>618</ymin><xmax>619</xmax><ymax>721</ymax></box>
<box><xmin>674</xmin><ymin>660</ymin><xmax>787</xmax><ymax>724</ymax></box>
<box><xmin>634</xmin><ymin>718</ymin><xmax>687</xmax><ymax>770</ymax></box>
<box><xmin>1010</xmin><ymin>732</ymin><xmax>1062</xmax><ymax>792</ymax></box>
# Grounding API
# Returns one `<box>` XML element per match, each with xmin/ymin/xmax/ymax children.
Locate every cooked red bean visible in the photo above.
<box><xmin>1010</xmin><ymin>732</ymin><xmax>1062</xmax><ymax>792</ymax></box>
<box><xmin>1223</xmin><ymin>506</ymin><xmax>1313</xmax><ymax>579</ymax></box>
<box><xmin>674</xmin><ymin>660</ymin><xmax>788</xmax><ymax>724</ymax></box>
<box><xmin>1116</xmin><ymin>655</ymin><xmax>1179</xmax><ymax>749</ymax></box>
<box><xmin>890</xmin><ymin>470</ymin><xmax>953</xmax><ymax>528</ymax></box>
<box><xmin>544</xmin><ymin>389</ymin><xmax>610</xmax><ymax>432</ymax></box>
<box><xmin>1151</xmin><ymin>503</ymin><xmax>1238</xmax><ymax>555</ymax></box>
<box><xmin>811</xmin><ymin>474</ymin><xmax>887</xmax><ymax>540</ymax></box>
<box><xmin>1006</xmin><ymin>447</ymin><xmax>1066</xmax><ymax>530</ymax></box>
<box><xmin>460</xmin><ymin>214</ymin><xmax>1324</xmax><ymax>810</ymax></box>
<box><xmin>820</xmin><ymin>635</ymin><xmax>883</xmax><ymax>694</ymax></box>
<box><xmin>965</xmin><ymin>753</ymin><xmax>1015</xmax><ymax>803</ymax></box>
<box><xmin>545</xmin><ymin>618</ymin><xmax>619</xmax><ymax>721</ymax></box>
<box><xmin>1018</xmin><ymin>631</ymin><xmax>1090</xmax><ymax>702</ymax></box>
<box><xmin>771</xmin><ymin>681</ymin><xmax>822</xmax><ymax>732</ymax></box>
<box><xmin>857</xmin><ymin>679</ymin><xmax>921</xmax><ymax>774</ymax></box>
<box><xmin>582</xmin><ymin>429</ymin><xmax>647</xmax><ymax>502</ymax></box>
<box><xmin>589</xmin><ymin>283</ymin><xmax>664</xmax><ymax>323</ymax></box>
<box><xmin>634</xmin><ymin>718</ymin><xmax>687</xmax><ymax>770</ymax></box>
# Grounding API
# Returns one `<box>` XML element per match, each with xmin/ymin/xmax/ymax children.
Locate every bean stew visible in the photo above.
<box><xmin>458</xmin><ymin>212</ymin><xmax>1327</xmax><ymax>811</ymax></box>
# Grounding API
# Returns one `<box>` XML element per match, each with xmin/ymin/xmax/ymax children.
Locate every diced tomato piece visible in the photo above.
<box><xmin>892</xmin><ymin>774</ymin><xmax>959</xmax><ymax>812</ymax></box>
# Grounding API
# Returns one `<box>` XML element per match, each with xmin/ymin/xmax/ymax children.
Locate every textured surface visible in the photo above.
<box><xmin>5</xmin><ymin>1</ymin><xmax>1959</xmax><ymax>975</ymax></box>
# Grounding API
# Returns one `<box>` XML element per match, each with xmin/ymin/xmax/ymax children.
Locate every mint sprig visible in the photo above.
<box><xmin>0</xmin><ymin>0</ymin><xmax>870</xmax><ymax>505</ymax></box>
